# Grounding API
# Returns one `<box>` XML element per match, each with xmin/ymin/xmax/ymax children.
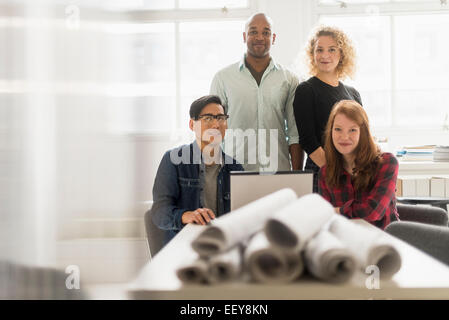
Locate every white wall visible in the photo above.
<box><xmin>257</xmin><ymin>0</ymin><xmax>315</xmax><ymax>72</ymax></box>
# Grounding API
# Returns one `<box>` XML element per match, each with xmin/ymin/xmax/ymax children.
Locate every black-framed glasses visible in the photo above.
<box><xmin>196</xmin><ymin>114</ymin><xmax>229</xmax><ymax>123</ymax></box>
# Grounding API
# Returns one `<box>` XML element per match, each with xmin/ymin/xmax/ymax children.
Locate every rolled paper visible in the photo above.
<box><xmin>243</xmin><ymin>232</ymin><xmax>304</xmax><ymax>284</ymax></box>
<box><xmin>329</xmin><ymin>215</ymin><xmax>402</xmax><ymax>280</ymax></box>
<box><xmin>176</xmin><ymin>254</ymin><xmax>210</xmax><ymax>285</ymax></box>
<box><xmin>191</xmin><ymin>188</ymin><xmax>297</xmax><ymax>257</ymax></box>
<box><xmin>208</xmin><ymin>245</ymin><xmax>242</xmax><ymax>284</ymax></box>
<box><xmin>304</xmin><ymin>229</ymin><xmax>356</xmax><ymax>283</ymax></box>
<box><xmin>265</xmin><ymin>193</ymin><xmax>335</xmax><ymax>252</ymax></box>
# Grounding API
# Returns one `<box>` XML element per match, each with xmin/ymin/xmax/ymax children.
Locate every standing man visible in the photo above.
<box><xmin>210</xmin><ymin>13</ymin><xmax>303</xmax><ymax>172</ymax></box>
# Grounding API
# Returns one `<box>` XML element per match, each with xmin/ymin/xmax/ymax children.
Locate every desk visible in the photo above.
<box><xmin>128</xmin><ymin>221</ymin><xmax>449</xmax><ymax>299</ymax></box>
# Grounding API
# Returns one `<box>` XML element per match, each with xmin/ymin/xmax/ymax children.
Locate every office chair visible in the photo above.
<box><xmin>385</xmin><ymin>221</ymin><xmax>449</xmax><ymax>266</ymax></box>
<box><xmin>396</xmin><ymin>203</ymin><xmax>448</xmax><ymax>227</ymax></box>
<box><xmin>144</xmin><ymin>207</ymin><xmax>165</xmax><ymax>259</ymax></box>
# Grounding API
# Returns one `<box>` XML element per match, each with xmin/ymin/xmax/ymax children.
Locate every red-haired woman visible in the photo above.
<box><xmin>318</xmin><ymin>100</ymin><xmax>399</xmax><ymax>230</ymax></box>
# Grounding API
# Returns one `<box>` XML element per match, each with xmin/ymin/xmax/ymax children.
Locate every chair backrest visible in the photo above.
<box><xmin>397</xmin><ymin>203</ymin><xmax>448</xmax><ymax>226</ymax></box>
<box><xmin>385</xmin><ymin>221</ymin><xmax>449</xmax><ymax>266</ymax></box>
<box><xmin>144</xmin><ymin>207</ymin><xmax>165</xmax><ymax>259</ymax></box>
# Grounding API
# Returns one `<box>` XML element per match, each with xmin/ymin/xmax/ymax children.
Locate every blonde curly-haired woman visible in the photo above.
<box><xmin>293</xmin><ymin>26</ymin><xmax>362</xmax><ymax>192</ymax></box>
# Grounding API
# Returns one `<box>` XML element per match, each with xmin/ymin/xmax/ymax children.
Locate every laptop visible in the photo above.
<box><xmin>230</xmin><ymin>170</ymin><xmax>314</xmax><ymax>211</ymax></box>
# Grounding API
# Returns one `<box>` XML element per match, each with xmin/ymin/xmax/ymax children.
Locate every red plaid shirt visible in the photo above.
<box><xmin>318</xmin><ymin>152</ymin><xmax>400</xmax><ymax>230</ymax></box>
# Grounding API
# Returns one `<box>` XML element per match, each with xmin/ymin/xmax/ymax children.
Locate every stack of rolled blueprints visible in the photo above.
<box><xmin>179</xmin><ymin>188</ymin><xmax>297</xmax><ymax>284</ymax></box>
<box><xmin>191</xmin><ymin>189</ymin><xmax>297</xmax><ymax>256</ymax></box>
<box><xmin>264</xmin><ymin>193</ymin><xmax>356</xmax><ymax>283</ymax></box>
<box><xmin>176</xmin><ymin>189</ymin><xmax>402</xmax><ymax>285</ymax></box>
<box><xmin>176</xmin><ymin>246</ymin><xmax>242</xmax><ymax>285</ymax></box>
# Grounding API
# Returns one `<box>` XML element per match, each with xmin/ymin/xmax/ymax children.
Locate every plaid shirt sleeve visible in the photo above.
<box><xmin>339</xmin><ymin>153</ymin><xmax>398</xmax><ymax>223</ymax></box>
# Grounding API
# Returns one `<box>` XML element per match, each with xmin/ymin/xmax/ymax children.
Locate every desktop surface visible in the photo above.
<box><xmin>128</xmin><ymin>220</ymin><xmax>449</xmax><ymax>300</ymax></box>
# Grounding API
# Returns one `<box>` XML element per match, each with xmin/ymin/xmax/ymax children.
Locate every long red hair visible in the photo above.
<box><xmin>323</xmin><ymin>100</ymin><xmax>381</xmax><ymax>191</ymax></box>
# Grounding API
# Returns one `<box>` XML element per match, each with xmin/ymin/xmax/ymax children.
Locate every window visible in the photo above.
<box><xmin>318</xmin><ymin>15</ymin><xmax>392</xmax><ymax>127</ymax></box>
<box><xmin>319</xmin><ymin>0</ymin><xmax>389</xmax><ymax>4</ymax></box>
<box><xmin>319</xmin><ymin>0</ymin><xmax>431</xmax><ymax>4</ymax></box>
<box><xmin>70</xmin><ymin>0</ymin><xmax>176</xmax><ymax>11</ymax></box>
<box><xmin>179</xmin><ymin>21</ymin><xmax>245</xmax><ymax>128</ymax></box>
<box><xmin>316</xmin><ymin>0</ymin><xmax>449</xmax><ymax>129</ymax></box>
<box><xmin>393</xmin><ymin>14</ymin><xmax>449</xmax><ymax>126</ymax></box>
<box><xmin>178</xmin><ymin>0</ymin><xmax>249</xmax><ymax>9</ymax></box>
<box><xmin>107</xmin><ymin>1</ymin><xmax>251</xmax><ymax>136</ymax></box>
<box><xmin>107</xmin><ymin>23</ymin><xmax>177</xmax><ymax>133</ymax></box>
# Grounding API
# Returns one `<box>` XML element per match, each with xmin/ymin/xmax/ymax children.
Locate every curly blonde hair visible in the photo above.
<box><xmin>305</xmin><ymin>25</ymin><xmax>357</xmax><ymax>80</ymax></box>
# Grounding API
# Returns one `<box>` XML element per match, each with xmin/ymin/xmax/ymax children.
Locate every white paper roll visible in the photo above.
<box><xmin>329</xmin><ymin>215</ymin><xmax>402</xmax><ymax>280</ymax></box>
<box><xmin>304</xmin><ymin>229</ymin><xmax>356</xmax><ymax>283</ymax></box>
<box><xmin>244</xmin><ymin>232</ymin><xmax>304</xmax><ymax>284</ymax></box>
<box><xmin>208</xmin><ymin>245</ymin><xmax>242</xmax><ymax>284</ymax></box>
<box><xmin>191</xmin><ymin>188</ymin><xmax>297</xmax><ymax>257</ymax></box>
<box><xmin>176</xmin><ymin>254</ymin><xmax>210</xmax><ymax>285</ymax></box>
<box><xmin>265</xmin><ymin>193</ymin><xmax>335</xmax><ymax>252</ymax></box>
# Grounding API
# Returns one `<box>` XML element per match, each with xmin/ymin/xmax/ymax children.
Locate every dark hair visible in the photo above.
<box><xmin>189</xmin><ymin>95</ymin><xmax>224</xmax><ymax>120</ymax></box>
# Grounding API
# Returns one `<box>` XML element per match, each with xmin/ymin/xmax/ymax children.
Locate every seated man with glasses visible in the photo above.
<box><xmin>150</xmin><ymin>95</ymin><xmax>244</xmax><ymax>245</ymax></box>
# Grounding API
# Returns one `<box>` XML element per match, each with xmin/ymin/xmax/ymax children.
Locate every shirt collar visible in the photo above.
<box><xmin>192</xmin><ymin>141</ymin><xmax>225</xmax><ymax>166</ymax></box>
<box><xmin>238</xmin><ymin>54</ymin><xmax>279</xmax><ymax>71</ymax></box>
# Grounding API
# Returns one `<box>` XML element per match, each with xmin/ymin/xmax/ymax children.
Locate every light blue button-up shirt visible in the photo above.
<box><xmin>210</xmin><ymin>55</ymin><xmax>299</xmax><ymax>172</ymax></box>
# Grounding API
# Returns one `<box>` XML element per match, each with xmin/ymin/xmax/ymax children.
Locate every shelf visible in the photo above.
<box><xmin>398</xmin><ymin>161</ymin><xmax>449</xmax><ymax>176</ymax></box>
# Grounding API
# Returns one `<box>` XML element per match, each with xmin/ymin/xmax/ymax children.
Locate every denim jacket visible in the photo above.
<box><xmin>151</xmin><ymin>142</ymin><xmax>244</xmax><ymax>245</ymax></box>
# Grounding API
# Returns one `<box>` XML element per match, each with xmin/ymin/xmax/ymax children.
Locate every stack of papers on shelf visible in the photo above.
<box><xmin>433</xmin><ymin>146</ymin><xmax>449</xmax><ymax>162</ymax></box>
<box><xmin>397</xmin><ymin>145</ymin><xmax>435</xmax><ymax>161</ymax></box>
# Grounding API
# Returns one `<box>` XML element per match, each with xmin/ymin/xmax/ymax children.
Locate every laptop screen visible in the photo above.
<box><xmin>230</xmin><ymin>170</ymin><xmax>314</xmax><ymax>211</ymax></box>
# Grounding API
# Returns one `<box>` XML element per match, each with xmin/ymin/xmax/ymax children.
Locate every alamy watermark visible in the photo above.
<box><xmin>65</xmin><ymin>265</ymin><xmax>80</xmax><ymax>290</ymax></box>
<box><xmin>65</xmin><ymin>4</ymin><xmax>80</xmax><ymax>30</ymax></box>
<box><xmin>170</xmin><ymin>128</ymin><xmax>280</xmax><ymax>171</ymax></box>
<box><xmin>365</xmin><ymin>265</ymin><xmax>380</xmax><ymax>290</ymax></box>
